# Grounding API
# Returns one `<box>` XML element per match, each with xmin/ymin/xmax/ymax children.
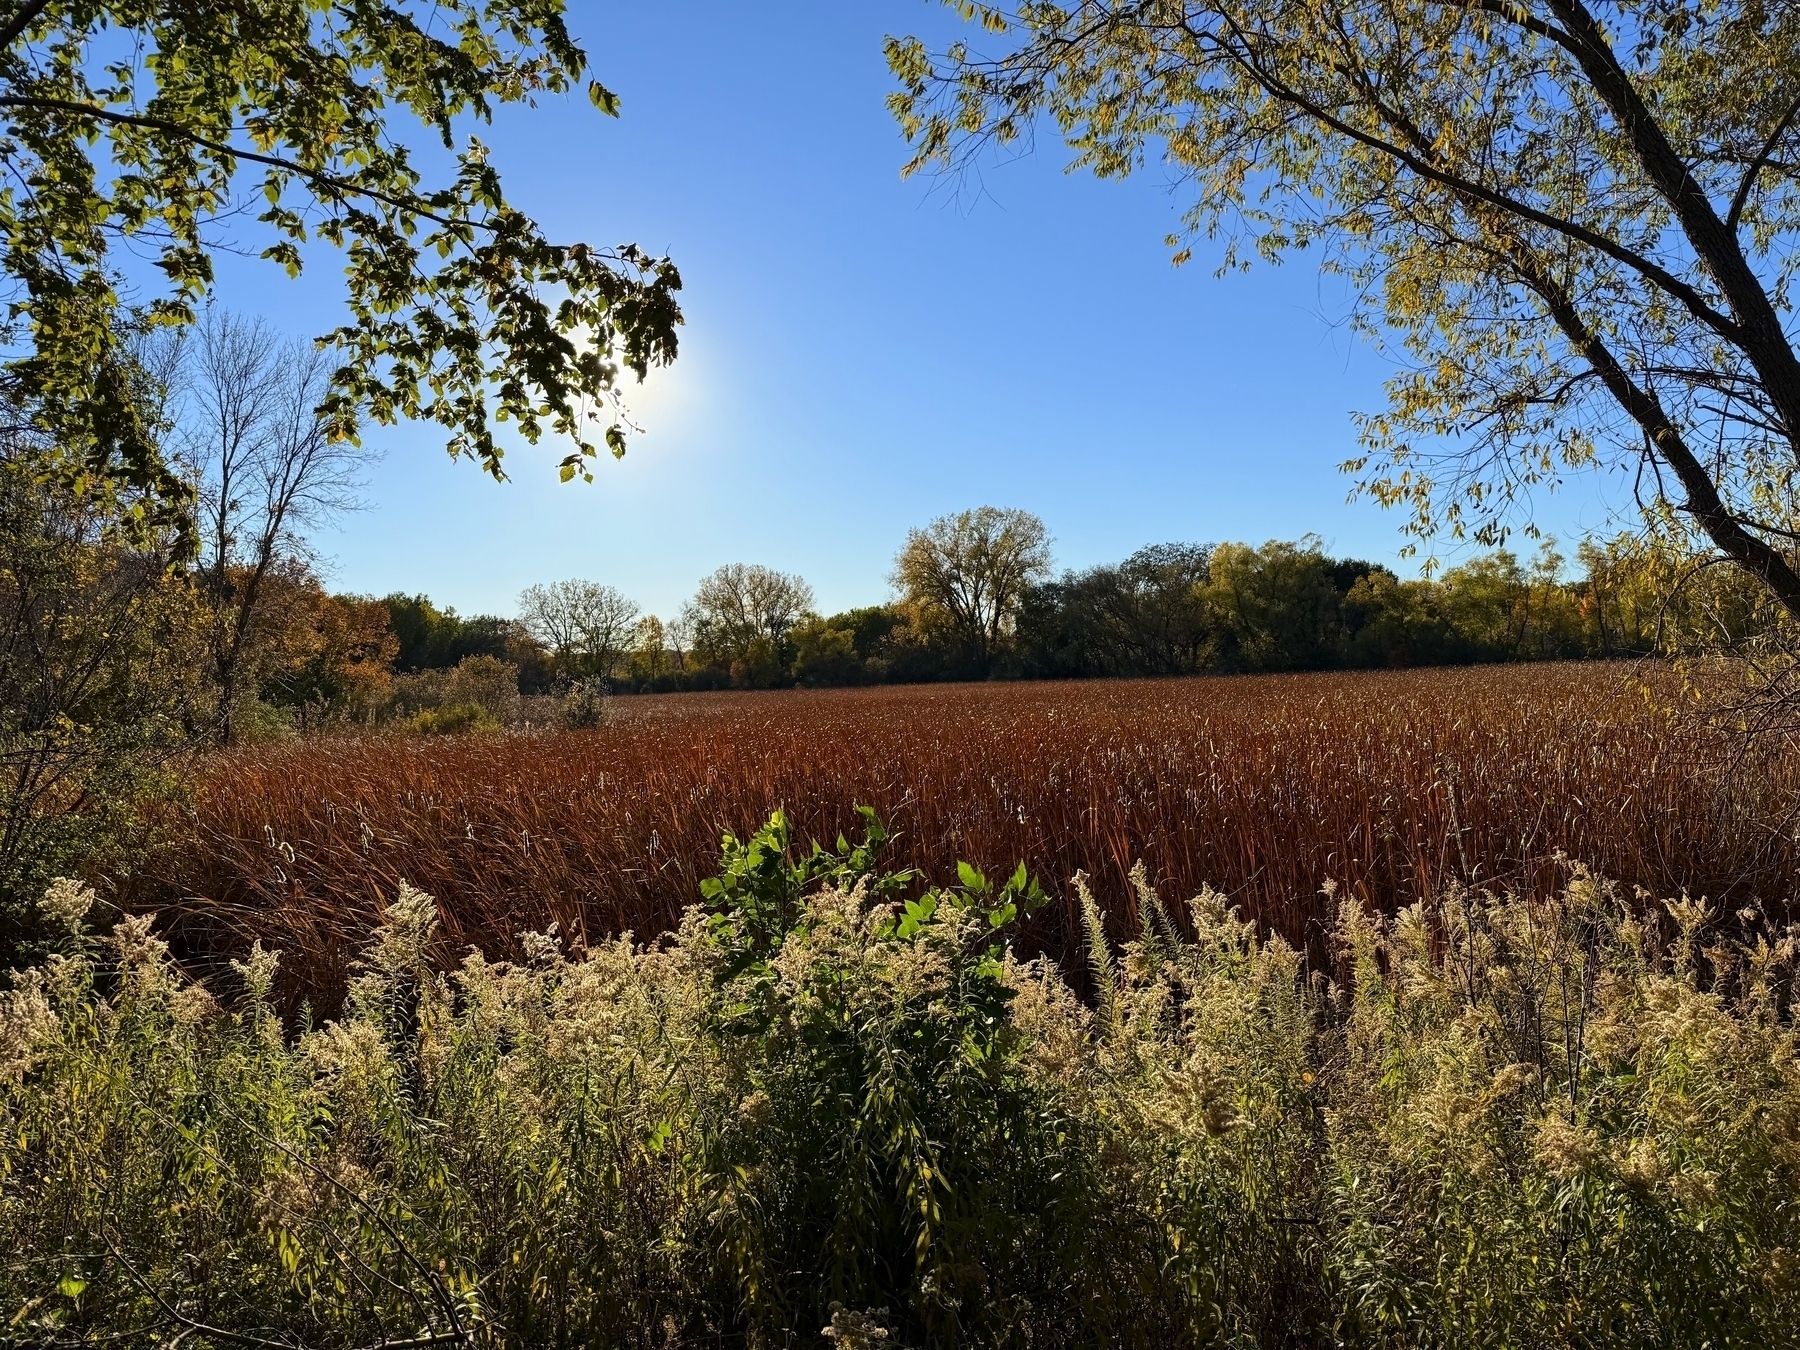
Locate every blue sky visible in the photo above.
<box><xmin>204</xmin><ymin>1</ymin><xmax>1627</xmax><ymax>621</ymax></box>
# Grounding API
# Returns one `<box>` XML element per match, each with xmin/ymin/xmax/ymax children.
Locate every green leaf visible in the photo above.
<box><xmin>0</xmin><ymin>2</ymin><xmax>682</xmax><ymax>532</ymax></box>
<box><xmin>589</xmin><ymin>81</ymin><xmax>622</xmax><ymax>116</ymax></box>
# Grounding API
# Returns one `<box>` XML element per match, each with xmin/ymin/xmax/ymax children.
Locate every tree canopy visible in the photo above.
<box><xmin>889</xmin><ymin>0</ymin><xmax>1800</xmax><ymax>619</ymax></box>
<box><xmin>893</xmin><ymin>506</ymin><xmax>1052</xmax><ymax>673</ymax></box>
<box><xmin>0</xmin><ymin>0</ymin><xmax>682</xmax><ymax>532</ymax></box>
<box><xmin>518</xmin><ymin>579</ymin><xmax>639</xmax><ymax>679</ymax></box>
<box><xmin>689</xmin><ymin>563</ymin><xmax>817</xmax><ymax>673</ymax></box>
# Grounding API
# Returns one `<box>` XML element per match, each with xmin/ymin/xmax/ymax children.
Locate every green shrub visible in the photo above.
<box><xmin>555</xmin><ymin>677</ymin><xmax>611</xmax><ymax>730</ymax></box>
<box><xmin>387</xmin><ymin>655</ymin><xmax>522</xmax><ymax>731</ymax></box>
<box><xmin>407</xmin><ymin>701</ymin><xmax>502</xmax><ymax>736</ymax></box>
<box><xmin>2</xmin><ymin>825</ymin><xmax>1797</xmax><ymax>1348</ymax></box>
<box><xmin>238</xmin><ymin>698</ymin><xmax>298</xmax><ymax>743</ymax></box>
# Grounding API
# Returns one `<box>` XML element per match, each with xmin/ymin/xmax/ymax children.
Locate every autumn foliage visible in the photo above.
<box><xmin>139</xmin><ymin>663</ymin><xmax>1799</xmax><ymax>1007</ymax></box>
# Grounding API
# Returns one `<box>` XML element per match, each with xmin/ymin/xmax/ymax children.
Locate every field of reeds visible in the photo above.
<box><xmin>135</xmin><ymin>662</ymin><xmax>1800</xmax><ymax>1006</ymax></box>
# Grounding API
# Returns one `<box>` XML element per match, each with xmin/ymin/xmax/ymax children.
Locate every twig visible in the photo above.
<box><xmin>208</xmin><ymin>1097</ymin><xmax>470</xmax><ymax>1344</ymax></box>
<box><xmin>100</xmin><ymin>1224</ymin><xmax>468</xmax><ymax>1350</ymax></box>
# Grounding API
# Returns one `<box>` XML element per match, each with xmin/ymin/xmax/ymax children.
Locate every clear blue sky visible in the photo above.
<box><xmin>205</xmin><ymin>1</ymin><xmax>1627</xmax><ymax>621</ymax></box>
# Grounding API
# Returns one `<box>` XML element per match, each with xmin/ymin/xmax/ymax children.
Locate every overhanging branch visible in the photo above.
<box><xmin>0</xmin><ymin>0</ymin><xmax>53</xmax><ymax>53</ymax></box>
<box><xmin>1187</xmin><ymin>14</ymin><xmax>1748</xmax><ymax>351</ymax></box>
<box><xmin>0</xmin><ymin>96</ymin><xmax>486</xmax><ymax>241</ymax></box>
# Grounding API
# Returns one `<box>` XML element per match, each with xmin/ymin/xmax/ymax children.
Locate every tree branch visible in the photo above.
<box><xmin>1509</xmin><ymin>242</ymin><xmax>1800</xmax><ymax>619</ymax></box>
<box><xmin>1727</xmin><ymin>89</ymin><xmax>1800</xmax><ymax>233</ymax></box>
<box><xmin>1537</xmin><ymin>0</ymin><xmax>1800</xmax><ymax>439</ymax></box>
<box><xmin>0</xmin><ymin>96</ymin><xmax>486</xmax><ymax>241</ymax></box>
<box><xmin>0</xmin><ymin>0</ymin><xmax>53</xmax><ymax>53</ymax></box>
<box><xmin>208</xmin><ymin>1096</ymin><xmax>468</xmax><ymax>1344</ymax></box>
<box><xmin>1190</xmin><ymin>15</ymin><xmax>1748</xmax><ymax>350</ymax></box>
<box><xmin>1454</xmin><ymin>0</ymin><xmax>1573</xmax><ymax>46</ymax></box>
<box><xmin>100</xmin><ymin>1226</ymin><xmax>469</xmax><ymax>1350</ymax></box>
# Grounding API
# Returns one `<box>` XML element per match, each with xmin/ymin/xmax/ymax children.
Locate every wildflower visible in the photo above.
<box><xmin>363</xmin><ymin>881</ymin><xmax>441</xmax><ymax>976</ymax></box>
<box><xmin>1758</xmin><ymin>1248</ymin><xmax>1799</xmax><ymax>1297</ymax></box>
<box><xmin>822</xmin><ymin>1303</ymin><xmax>890</xmax><ymax>1348</ymax></box>
<box><xmin>110</xmin><ymin>913</ymin><xmax>171</xmax><ymax>990</ymax></box>
<box><xmin>170</xmin><ymin>983</ymin><xmax>218</xmax><ymax>1026</ymax></box>
<box><xmin>1668</xmin><ymin>1169</ymin><xmax>1720</xmax><ymax>1211</ymax></box>
<box><xmin>520</xmin><ymin>921</ymin><xmax>564</xmax><ymax>967</ymax></box>
<box><xmin>1614</xmin><ymin>1137</ymin><xmax>1666</xmax><ymax>1192</ymax></box>
<box><xmin>1488</xmin><ymin>1062</ymin><xmax>1538</xmax><ymax>1099</ymax></box>
<box><xmin>1160</xmin><ymin>1053</ymin><xmax>1239</xmax><ymax>1137</ymax></box>
<box><xmin>0</xmin><ymin>970</ymin><xmax>56</xmax><ymax>1082</ymax></box>
<box><xmin>38</xmin><ymin>877</ymin><xmax>94</xmax><ymax>934</ymax></box>
<box><xmin>738</xmin><ymin>1089</ymin><xmax>774</xmax><ymax>1128</ymax></box>
<box><xmin>304</xmin><ymin>1018</ymin><xmax>387</xmax><ymax>1084</ymax></box>
<box><xmin>231</xmin><ymin>942</ymin><xmax>282</xmax><ymax>1004</ymax></box>
<box><xmin>1533</xmin><ymin>1112</ymin><xmax>1599</xmax><ymax>1178</ymax></box>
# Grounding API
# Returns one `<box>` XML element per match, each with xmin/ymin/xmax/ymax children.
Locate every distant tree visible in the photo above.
<box><xmin>839</xmin><ymin>606</ymin><xmax>906</xmax><ymax>654</ymax></box>
<box><xmin>666</xmin><ymin>608</ymin><xmax>695</xmax><ymax>673</ymax></box>
<box><xmin>518</xmin><ymin>580</ymin><xmax>640</xmax><ymax>680</ymax></box>
<box><xmin>689</xmin><ymin>565</ymin><xmax>816</xmax><ymax>679</ymax></box>
<box><xmin>780</xmin><ymin>604</ymin><xmax>929</xmax><ymax>686</ymax></box>
<box><xmin>1206</xmin><ymin>540</ymin><xmax>1367</xmax><ymax>672</ymax></box>
<box><xmin>174</xmin><ymin>309</ymin><xmax>363</xmax><ymax>743</ymax></box>
<box><xmin>629</xmin><ymin>615</ymin><xmax>670</xmax><ymax>680</ymax></box>
<box><xmin>261</xmin><ymin>594</ymin><xmax>399</xmax><ymax>731</ymax></box>
<box><xmin>381</xmin><ymin>595</ymin><xmax>444</xmax><ymax>672</ymax></box>
<box><xmin>1438</xmin><ymin>546</ymin><xmax>1588</xmax><ymax>661</ymax></box>
<box><xmin>893</xmin><ymin>507</ymin><xmax>1052</xmax><ymax>675</ymax></box>
<box><xmin>387</xmin><ymin>653</ymin><xmax>521</xmax><ymax>728</ymax></box>
<box><xmin>381</xmin><ymin>594</ymin><xmax>516</xmax><ymax>672</ymax></box>
<box><xmin>1339</xmin><ymin>570</ymin><xmax>1464</xmax><ymax>668</ymax></box>
<box><xmin>892</xmin><ymin>1</ymin><xmax>1800</xmax><ymax>626</ymax></box>
<box><xmin>1021</xmin><ymin>543</ymin><xmax>1216</xmax><ymax>677</ymax></box>
<box><xmin>790</xmin><ymin>616</ymin><xmax>865</xmax><ymax>686</ymax></box>
<box><xmin>1574</xmin><ymin>531</ymin><xmax>1766</xmax><ymax>659</ymax></box>
<box><xmin>0</xmin><ymin>0</ymin><xmax>681</xmax><ymax>531</ymax></box>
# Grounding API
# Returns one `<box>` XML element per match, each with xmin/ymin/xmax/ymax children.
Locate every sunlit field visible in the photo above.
<box><xmin>137</xmin><ymin>662</ymin><xmax>1800</xmax><ymax>1006</ymax></box>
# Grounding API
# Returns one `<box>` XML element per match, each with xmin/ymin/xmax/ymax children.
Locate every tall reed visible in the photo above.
<box><xmin>139</xmin><ymin>665</ymin><xmax>1798</xmax><ymax>1008</ymax></box>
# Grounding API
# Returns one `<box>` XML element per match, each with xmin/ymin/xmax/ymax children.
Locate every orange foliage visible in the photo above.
<box><xmin>141</xmin><ymin>663</ymin><xmax>1799</xmax><ymax>1006</ymax></box>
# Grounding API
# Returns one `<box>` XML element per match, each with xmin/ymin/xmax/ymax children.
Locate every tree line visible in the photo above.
<box><xmin>359</xmin><ymin>507</ymin><xmax>1764</xmax><ymax>702</ymax></box>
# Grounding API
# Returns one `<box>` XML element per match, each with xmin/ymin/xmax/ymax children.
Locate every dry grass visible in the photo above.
<box><xmin>138</xmin><ymin>663</ymin><xmax>1800</xmax><ymax>1004</ymax></box>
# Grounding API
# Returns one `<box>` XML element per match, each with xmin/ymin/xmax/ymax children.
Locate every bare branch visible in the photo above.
<box><xmin>1727</xmin><ymin>89</ymin><xmax>1800</xmax><ymax>233</ymax></box>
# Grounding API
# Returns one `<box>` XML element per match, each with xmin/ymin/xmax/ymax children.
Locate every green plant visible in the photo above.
<box><xmin>4</xmin><ymin>823</ymin><xmax>1800</xmax><ymax>1347</ymax></box>
<box><xmin>0</xmin><ymin>445</ymin><xmax>202</xmax><ymax>961</ymax></box>
<box><xmin>1320</xmin><ymin>872</ymin><xmax>1800</xmax><ymax>1347</ymax></box>
<box><xmin>387</xmin><ymin>655</ymin><xmax>522</xmax><ymax>729</ymax></box>
<box><xmin>0</xmin><ymin>815</ymin><xmax>1075</xmax><ymax>1348</ymax></box>
<box><xmin>407</xmin><ymin>702</ymin><xmax>502</xmax><ymax>737</ymax></box>
<box><xmin>555</xmin><ymin>678</ymin><xmax>612</xmax><ymax>730</ymax></box>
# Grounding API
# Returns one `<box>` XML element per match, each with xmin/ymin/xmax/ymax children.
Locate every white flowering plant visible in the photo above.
<box><xmin>0</xmin><ymin>826</ymin><xmax>1796</xmax><ymax>1347</ymax></box>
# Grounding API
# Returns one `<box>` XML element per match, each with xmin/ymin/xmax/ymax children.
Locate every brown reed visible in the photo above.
<box><xmin>137</xmin><ymin>663</ymin><xmax>1800</xmax><ymax>1006</ymax></box>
